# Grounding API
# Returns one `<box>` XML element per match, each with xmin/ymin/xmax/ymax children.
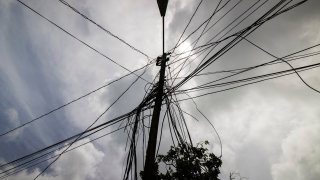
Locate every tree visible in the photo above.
<box><xmin>229</xmin><ymin>172</ymin><xmax>248</xmax><ymax>180</ymax></box>
<box><xmin>155</xmin><ymin>141</ymin><xmax>222</xmax><ymax>180</ymax></box>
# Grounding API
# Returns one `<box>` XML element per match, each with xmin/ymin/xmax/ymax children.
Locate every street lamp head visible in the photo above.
<box><xmin>157</xmin><ymin>0</ymin><xmax>169</xmax><ymax>17</ymax></box>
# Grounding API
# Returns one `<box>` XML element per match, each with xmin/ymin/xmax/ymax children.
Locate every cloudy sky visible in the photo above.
<box><xmin>1</xmin><ymin>0</ymin><xmax>320</xmax><ymax>179</ymax></box>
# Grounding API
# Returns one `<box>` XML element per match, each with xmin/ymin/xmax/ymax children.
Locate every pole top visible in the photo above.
<box><xmin>157</xmin><ymin>0</ymin><xmax>169</xmax><ymax>17</ymax></box>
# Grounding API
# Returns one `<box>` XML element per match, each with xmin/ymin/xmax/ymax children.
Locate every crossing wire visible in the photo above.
<box><xmin>168</xmin><ymin>0</ymin><xmax>265</xmax><ymax>79</ymax></box>
<box><xmin>1</xmin><ymin>0</ymin><xmax>156</xmax><ymax>140</ymax></box>
<box><xmin>0</xmin><ymin>63</ymin><xmax>154</xmax><ymax>138</ymax></box>
<box><xmin>170</xmin><ymin>0</ymin><xmax>204</xmax><ymax>56</ymax></box>
<box><xmin>176</xmin><ymin>42</ymin><xmax>320</xmax><ymax>94</ymax></box>
<box><xmin>176</xmin><ymin>62</ymin><xmax>320</xmax><ymax>102</ymax></box>
<box><xmin>2</xmin><ymin>91</ymin><xmax>157</xmax><ymax>180</ymax></box>
<box><xmin>0</xmin><ymin>119</ymin><xmax>146</xmax><ymax>179</ymax></box>
<box><xmin>14</xmin><ymin>2</ymin><xmax>158</xmax><ymax>176</ymax></box>
<box><xmin>242</xmin><ymin>36</ymin><xmax>320</xmax><ymax>94</ymax></box>
<box><xmin>6</xmin><ymin>1</ymin><xmax>312</xmax><ymax>180</ymax></box>
<box><xmin>58</xmin><ymin>0</ymin><xmax>152</xmax><ymax>61</ymax></box>
<box><xmin>172</xmin><ymin>48</ymin><xmax>320</xmax><ymax>80</ymax></box>
<box><xmin>177</xmin><ymin>62</ymin><xmax>320</xmax><ymax>94</ymax></box>
<box><xmin>170</xmin><ymin>0</ymin><xmax>228</xmax><ymax>86</ymax></box>
<box><xmin>171</xmin><ymin>0</ymin><xmax>301</xmax><ymax>78</ymax></box>
<box><xmin>32</xmin><ymin>65</ymin><xmax>149</xmax><ymax>179</ymax></box>
<box><xmin>170</xmin><ymin>0</ymin><xmax>266</xmax><ymax>75</ymax></box>
<box><xmin>172</xmin><ymin>0</ymin><xmax>304</xmax><ymax>91</ymax></box>
<box><xmin>16</xmin><ymin>0</ymin><xmax>151</xmax><ymax>83</ymax></box>
<box><xmin>0</xmin><ymin>87</ymin><xmax>157</xmax><ymax>178</ymax></box>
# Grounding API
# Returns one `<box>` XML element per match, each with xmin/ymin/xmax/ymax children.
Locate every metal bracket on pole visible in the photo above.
<box><xmin>156</xmin><ymin>53</ymin><xmax>170</xmax><ymax>66</ymax></box>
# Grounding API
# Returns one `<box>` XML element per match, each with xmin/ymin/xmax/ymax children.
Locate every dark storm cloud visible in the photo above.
<box><xmin>0</xmin><ymin>1</ymin><xmax>80</xmax><ymax>165</ymax></box>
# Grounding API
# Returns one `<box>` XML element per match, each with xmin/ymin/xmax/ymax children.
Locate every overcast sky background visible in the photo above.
<box><xmin>1</xmin><ymin>0</ymin><xmax>320</xmax><ymax>180</ymax></box>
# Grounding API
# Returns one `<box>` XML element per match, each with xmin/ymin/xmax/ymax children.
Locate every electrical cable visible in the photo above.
<box><xmin>58</xmin><ymin>0</ymin><xmax>152</xmax><ymax>61</ymax></box>
<box><xmin>182</xmin><ymin>43</ymin><xmax>320</xmax><ymax>91</ymax></box>
<box><xmin>178</xmin><ymin>62</ymin><xmax>320</xmax><ymax>93</ymax></box>
<box><xmin>33</xmin><ymin>59</ymin><xmax>150</xmax><ymax>179</ymax></box>
<box><xmin>172</xmin><ymin>49</ymin><xmax>320</xmax><ymax>79</ymax></box>
<box><xmin>170</xmin><ymin>0</ymin><xmax>204</xmax><ymax>56</ymax></box>
<box><xmin>242</xmin><ymin>36</ymin><xmax>320</xmax><ymax>94</ymax></box>
<box><xmin>169</xmin><ymin>0</ymin><xmax>244</xmax><ymax>68</ymax></box>
<box><xmin>185</xmin><ymin>92</ymin><xmax>222</xmax><ymax>158</ymax></box>
<box><xmin>172</xmin><ymin>0</ymin><xmax>303</xmax><ymax>91</ymax></box>
<box><xmin>168</xmin><ymin>0</ymin><xmax>266</xmax><ymax>80</ymax></box>
<box><xmin>175</xmin><ymin>62</ymin><xmax>320</xmax><ymax>101</ymax></box>
<box><xmin>170</xmin><ymin>0</ymin><xmax>227</xmax><ymax>86</ymax></box>
<box><xmin>170</xmin><ymin>0</ymin><xmax>234</xmax><ymax>54</ymax></box>
<box><xmin>6</xmin><ymin>1</ymin><xmax>312</xmax><ymax>179</ymax></box>
<box><xmin>0</xmin><ymin>62</ymin><xmax>153</xmax><ymax>138</ymax></box>
<box><xmin>169</xmin><ymin>0</ymin><xmax>263</xmax><ymax>66</ymax></box>
<box><xmin>16</xmin><ymin>0</ymin><xmax>151</xmax><ymax>83</ymax></box>
<box><xmin>0</xmin><ymin>118</ymin><xmax>147</xmax><ymax>179</ymax></box>
<box><xmin>190</xmin><ymin>0</ymin><xmax>268</xmax><ymax>71</ymax></box>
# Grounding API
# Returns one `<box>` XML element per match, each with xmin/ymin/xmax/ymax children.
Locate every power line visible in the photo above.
<box><xmin>169</xmin><ymin>0</ymin><xmax>262</xmax><ymax>65</ymax></box>
<box><xmin>1</xmin><ymin>85</ymin><xmax>158</xmax><ymax>179</ymax></box>
<box><xmin>178</xmin><ymin>62</ymin><xmax>320</xmax><ymax>93</ymax></box>
<box><xmin>169</xmin><ymin>35</ymin><xmax>235</xmax><ymax>60</ymax></box>
<box><xmin>0</xmin><ymin>119</ymin><xmax>144</xmax><ymax>179</ymax></box>
<box><xmin>204</xmin><ymin>0</ymin><xmax>267</xmax><ymax>49</ymax></box>
<box><xmin>33</xmin><ymin>66</ymin><xmax>149</xmax><ymax>179</ymax></box>
<box><xmin>169</xmin><ymin>0</ymin><xmax>237</xmax><ymax>71</ymax></box>
<box><xmin>58</xmin><ymin>0</ymin><xmax>152</xmax><ymax>61</ymax></box>
<box><xmin>0</xmin><ymin>0</ymin><xmax>156</xmax><ymax>139</ymax></box>
<box><xmin>171</xmin><ymin>49</ymin><xmax>320</xmax><ymax>79</ymax></box>
<box><xmin>199</xmin><ymin>0</ymin><xmax>245</xmax><ymax>41</ymax></box>
<box><xmin>0</xmin><ymin>111</ymin><xmax>134</xmax><ymax>170</ymax></box>
<box><xmin>168</xmin><ymin>0</ymin><xmax>266</xmax><ymax>79</ymax></box>
<box><xmin>178</xmin><ymin>0</ymin><xmax>301</xmax><ymax>79</ymax></box>
<box><xmin>182</xmin><ymin>43</ymin><xmax>320</xmax><ymax>91</ymax></box>
<box><xmin>172</xmin><ymin>0</ymin><xmax>306</xmax><ymax>91</ymax></box>
<box><xmin>185</xmin><ymin>0</ymin><xmax>267</xmax><ymax>73</ymax></box>
<box><xmin>170</xmin><ymin>0</ymin><xmax>244</xmax><ymax>65</ymax></box>
<box><xmin>176</xmin><ymin>62</ymin><xmax>320</xmax><ymax>102</ymax></box>
<box><xmin>169</xmin><ymin>0</ymin><xmax>204</xmax><ymax>55</ymax></box>
<box><xmin>0</xmin><ymin>61</ymin><xmax>153</xmax><ymax>138</ymax></box>
<box><xmin>170</xmin><ymin>0</ymin><xmax>233</xmax><ymax>53</ymax></box>
<box><xmin>242</xmin><ymin>36</ymin><xmax>320</xmax><ymax>94</ymax></box>
<box><xmin>170</xmin><ymin>0</ymin><xmax>228</xmax><ymax>86</ymax></box>
<box><xmin>6</xmin><ymin>1</ymin><xmax>314</xmax><ymax>179</ymax></box>
<box><xmin>16</xmin><ymin>0</ymin><xmax>151</xmax><ymax>83</ymax></box>
<box><xmin>184</xmin><ymin>93</ymin><xmax>223</xmax><ymax>158</ymax></box>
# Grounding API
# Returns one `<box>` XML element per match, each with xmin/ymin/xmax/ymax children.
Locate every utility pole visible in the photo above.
<box><xmin>143</xmin><ymin>0</ymin><xmax>169</xmax><ymax>179</ymax></box>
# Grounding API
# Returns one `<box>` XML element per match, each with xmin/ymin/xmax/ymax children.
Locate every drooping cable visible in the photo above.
<box><xmin>33</xmin><ymin>60</ymin><xmax>150</xmax><ymax>179</ymax></box>
<box><xmin>180</xmin><ymin>43</ymin><xmax>320</xmax><ymax>91</ymax></box>
<box><xmin>0</xmin><ymin>62</ymin><xmax>153</xmax><ymax>138</ymax></box>
<box><xmin>242</xmin><ymin>36</ymin><xmax>320</xmax><ymax>94</ymax></box>
<box><xmin>169</xmin><ymin>0</ymin><xmax>266</xmax><ymax>80</ymax></box>
<box><xmin>172</xmin><ymin>0</ymin><xmax>304</xmax><ymax>91</ymax></box>
<box><xmin>178</xmin><ymin>62</ymin><xmax>320</xmax><ymax>94</ymax></box>
<box><xmin>176</xmin><ymin>62</ymin><xmax>320</xmax><ymax>101</ymax></box>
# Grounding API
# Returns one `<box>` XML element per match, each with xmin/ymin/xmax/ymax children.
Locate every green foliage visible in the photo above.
<box><xmin>156</xmin><ymin>141</ymin><xmax>222</xmax><ymax>180</ymax></box>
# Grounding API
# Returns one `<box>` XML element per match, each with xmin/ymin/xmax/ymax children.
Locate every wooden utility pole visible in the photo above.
<box><xmin>143</xmin><ymin>0</ymin><xmax>168</xmax><ymax>179</ymax></box>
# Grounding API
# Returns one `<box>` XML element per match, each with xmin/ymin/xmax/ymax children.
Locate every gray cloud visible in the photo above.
<box><xmin>1</xmin><ymin>0</ymin><xmax>320</xmax><ymax>180</ymax></box>
<box><xmin>2</xmin><ymin>140</ymin><xmax>104</xmax><ymax>180</ymax></box>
